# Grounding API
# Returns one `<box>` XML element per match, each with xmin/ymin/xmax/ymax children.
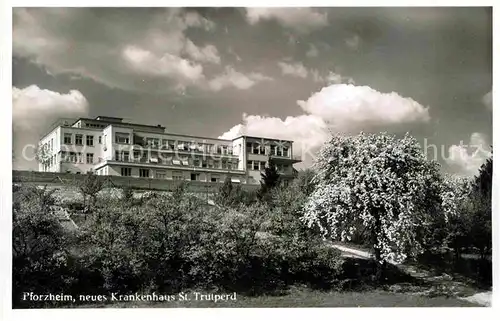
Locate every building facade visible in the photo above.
<box><xmin>37</xmin><ymin>116</ymin><xmax>301</xmax><ymax>185</ymax></box>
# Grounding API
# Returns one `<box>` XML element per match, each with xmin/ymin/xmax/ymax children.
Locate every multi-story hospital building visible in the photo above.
<box><xmin>37</xmin><ymin>116</ymin><xmax>301</xmax><ymax>185</ymax></box>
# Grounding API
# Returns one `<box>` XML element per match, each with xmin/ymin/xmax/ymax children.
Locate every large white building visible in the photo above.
<box><xmin>37</xmin><ymin>116</ymin><xmax>301</xmax><ymax>185</ymax></box>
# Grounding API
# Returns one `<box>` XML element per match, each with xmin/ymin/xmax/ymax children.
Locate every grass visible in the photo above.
<box><xmin>67</xmin><ymin>287</ymin><xmax>480</xmax><ymax>308</ymax></box>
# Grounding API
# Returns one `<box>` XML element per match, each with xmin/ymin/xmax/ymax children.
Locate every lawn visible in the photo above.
<box><xmin>73</xmin><ymin>287</ymin><xmax>480</xmax><ymax>308</ymax></box>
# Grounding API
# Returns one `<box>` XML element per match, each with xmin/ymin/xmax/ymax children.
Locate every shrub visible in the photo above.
<box><xmin>12</xmin><ymin>185</ymin><xmax>74</xmax><ymax>307</ymax></box>
<box><xmin>13</xmin><ymin>181</ymin><xmax>346</xmax><ymax>304</ymax></box>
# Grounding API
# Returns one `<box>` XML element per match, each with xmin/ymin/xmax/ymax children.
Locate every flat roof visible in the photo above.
<box><xmin>39</xmin><ymin>118</ymin><xmax>293</xmax><ymax>144</ymax></box>
<box><xmin>233</xmin><ymin>135</ymin><xmax>294</xmax><ymax>143</ymax></box>
<box><xmin>95</xmin><ymin>116</ymin><xmax>124</xmax><ymax>121</ymax></box>
<box><xmin>72</xmin><ymin>117</ymin><xmax>166</xmax><ymax>130</ymax></box>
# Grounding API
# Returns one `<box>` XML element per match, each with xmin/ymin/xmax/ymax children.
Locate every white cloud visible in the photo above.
<box><xmin>306</xmin><ymin>44</ymin><xmax>319</xmax><ymax>58</ymax></box>
<box><xmin>446</xmin><ymin>132</ymin><xmax>491</xmax><ymax>176</ymax></box>
<box><xmin>345</xmin><ymin>34</ymin><xmax>361</xmax><ymax>50</ymax></box>
<box><xmin>325</xmin><ymin>72</ymin><xmax>343</xmax><ymax>85</ymax></box>
<box><xmin>297</xmin><ymin>84</ymin><xmax>430</xmax><ymax>130</ymax></box>
<box><xmin>245</xmin><ymin>8</ymin><xmax>328</xmax><ymax>33</ymax></box>
<box><xmin>13</xmin><ymin>8</ymin><xmax>217</xmax><ymax>92</ymax></box>
<box><xmin>219</xmin><ymin>84</ymin><xmax>430</xmax><ymax>167</ymax></box>
<box><xmin>13</xmin><ymin>85</ymin><xmax>89</xmax><ymax>130</ymax></box>
<box><xmin>482</xmin><ymin>90</ymin><xmax>492</xmax><ymax>110</ymax></box>
<box><xmin>277</xmin><ymin>61</ymin><xmax>308</xmax><ymax>78</ymax></box>
<box><xmin>184</xmin><ymin>40</ymin><xmax>221</xmax><ymax>64</ymax></box>
<box><xmin>219</xmin><ymin>114</ymin><xmax>330</xmax><ymax>168</ymax></box>
<box><xmin>122</xmin><ymin>45</ymin><xmax>205</xmax><ymax>82</ymax></box>
<box><xmin>12</xmin><ymin>85</ymin><xmax>90</xmax><ymax>170</ymax></box>
<box><xmin>208</xmin><ymin>66</ymin><xmax>273</xmax><ymax>92</ymax></box>
<box><xmin>182</xmin><ymin>10</ymin><xmax>216</xmax><ymax>31</ymax></box>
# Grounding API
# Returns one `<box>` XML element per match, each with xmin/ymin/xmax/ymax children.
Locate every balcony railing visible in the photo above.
<box><xmin>99</xmin><ymin>156</ymin><xmax>243</xmax><ymax>172</ymax></box>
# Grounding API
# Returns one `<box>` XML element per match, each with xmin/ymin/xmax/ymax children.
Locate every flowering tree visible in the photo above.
<box><xmin>302</xmin><ymin>132</ymin><xmax>445</xmax><ymax>270</ymax></box>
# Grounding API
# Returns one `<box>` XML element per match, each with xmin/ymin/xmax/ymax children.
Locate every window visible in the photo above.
<box><xmin>253</xmin><ymin>162</ymin><xmax>259</xmax><ymax>170</ymax></box>
<box><xmin>211</xmin><ymin>175</ymin><xmax>219</xmax><ymax>182</ymax></box>
<box><xmin>98</xmin><ymin>136</ymin><xmax>102</xmax><ymax>144</ymax></box>
<box><xmin>172</xmin><ymin>171</ymin><xmax>183</xmax><ymax>180</ymax></box>
<box><xmin>260</xmin><ymin>146</ymin><xmax>266</xmax><ymax>155</ymax></box>
<box><xmin>121</xmin><ymin>167</ymin><xmax>132</xmax><ymax>177</ymax></box>
<box><xmin>68</xmin><ymin>152</ymin><xmax>76</xmax><ymax>163</ymax></box>
<box><xmin>156</xmin><ymin>170</ymin><xmax>166</xmax><ymax>179</ymax></box>
<box><xmin>222</xmin><ymin>160</ymin><xmax>227</xmax><ymax>169</ymax></box>
<box><xmin>247</xmin><ymin>161</ymin><xmax>253</xmax><ymax>170</ymax></box>
<box><xmin>193</xmin><ymin>159</ymin><xmax>201</xmax><ymax>167</ymax></box>
<box><xmin>214</xmin><ymin>160</ymin><xmax>220</xmax><ymax>169</ymax></box>
<box><xmin>283</xmin><ymin>147</ymin><xmax>289</xmax><ymax>157</ymax></box>
<box><xmin>208</xmin><ymin>159</ymin><xmax>214</xmax><ymax>168</ymax></box>
<box><xmin>191</xmin><ymin>173</ymin><xmax>199</xmax><ymax>181</ymax></box>
<box><xmin>246</xmin><ymin>142</ymin><xmax>252</xmax><ymax>150</ymax></box>
<box><xmin>115</xmin><ymin>133</ymin><xmax>130</xmax><ymax>144</ymax></box>
<box><xmin>75</xmin><ymin>134</ymin><xmax>83</xmax><ymax>145</ymax></box>
<box><xmin>201</xmin><ymin>160</ymin><xmax>207</xmax><ymax>168</ymax></box>
<box><xmin>252</xmin><ymin>144</ymin><xmax>259</xmax><ymax>154</ymax></box>
<box><xmin>77</xmin><ymin>152</ymin><xmax>83</xmax><ymax>163</ymax></box>
<box><xmin>123</xmin><ymin>151</ymin><xmax>130</xmax><ymax>162</ymax></box>
<box><xmin>260</xmin><ymin>161</ymin><xmax>267</xmax><ymax>170</ymax></box>
<box><xmin>139</xmin><ymin>169</ymin><xmax>150</xmax><ymax>178</ymax></box>
<box><xmin>145</xmin><ymin>138</ymin><xmax>160</xmax><ymax>147</ymax></box>
<box><xmin>86</xmin><ymin>135</ymin><xmax>94</xmax><ymax>146</ymax></box>
<box><xmin>86</xmin><ymin>153</ymin><xmax>94</xmax><ymax>164</ymax></box>
<box><xmin>64</xmin><ymin>133</ymin><xmax>72</xmax><ymax>144</ymax></box>
<box><xmin>115</xmin><ymin>151</ymin><xmax>120</xmax><ymax>161</ymax></box>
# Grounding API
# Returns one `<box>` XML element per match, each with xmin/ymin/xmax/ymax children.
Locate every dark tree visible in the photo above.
<box><xmin>474</xmin><ymin>155</ymin><xmax>492</xmax><ymax>198</ymax></box>
<box><xmin>258</xmin><ymin>161</ymin><xmax>281</xmax><ymax>199</ymax></box>
<box><xmin>469</xmin><ymin>154</ymin><xmax>492</xmax><ymax>259</ymax></box>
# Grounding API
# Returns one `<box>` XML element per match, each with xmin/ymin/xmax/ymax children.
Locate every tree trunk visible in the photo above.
<box><xmin>372</xmin><ymin>209</ymin><xmax>385</xmax><ymax>283</ymax></box>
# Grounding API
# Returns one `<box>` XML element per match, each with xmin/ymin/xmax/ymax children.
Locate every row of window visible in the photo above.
<box><xmin>246</xmin><ymin>142</ymin><xmax>289</xmax><ymax>157</ymax></box>
<box><xmin>246</xmin><ymin>160</ymin><xmax>289</xmax><ymax>172</ymax></box>
<box><xmin>85</xmin><ymin>123</ymin><xmax>106</xmax><ymax>129</ymax></box>
<box><xmin>120</xmin><ymin>167</ymin><xmax>222</xmax><ymax>182</ymax></box>
<box><xmin>114</xmin><ymin>151</ymin><xmax>239</xmax><ymax>169</ymax></box>
<box><xmin>41</xmin><ymin>154</ymin><xmax>57</xmax><ymax>171</ymax></box>
<box><xmin>127</xmin><ymin>135</ymin><xmax>234</xmax><ymax>155</ymax></box>
<box><xmin>64</xmin><ymin>133</ymin><xmax>101</xmax><ymax>146</ymax></box>
<box><xmin>60</xmin><ymin>151</ymin><xmax>94</xmax><ymax>164</ymax></box>
<box><xmin>41</xmin><ymin>138</ymin><xmax>54</xmax><ymax>154</ymax></box>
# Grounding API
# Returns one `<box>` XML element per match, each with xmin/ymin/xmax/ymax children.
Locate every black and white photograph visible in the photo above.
<box><xmin>2</xmin><ymin>4</ymin><xmax>497</xmax><ymax>314</ymax></box>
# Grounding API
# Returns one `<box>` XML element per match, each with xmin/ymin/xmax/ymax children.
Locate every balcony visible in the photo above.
<box><xmin>269</xmin><ymin>154</ymin><xmax>302</xmax><ymax>163</ymax></box>
<box><xmin>98</xmin><ymin>156</ymin><xmax>244</xmax><ymax>173</ymax></box>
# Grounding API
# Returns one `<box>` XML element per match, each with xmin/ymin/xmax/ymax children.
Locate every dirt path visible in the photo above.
<box><xmin>331</xmin><ymin>243</ymin><xmax>492</xmax><ymax>307</ymax></box>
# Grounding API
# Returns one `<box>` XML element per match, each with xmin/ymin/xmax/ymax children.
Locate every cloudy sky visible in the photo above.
<box><xmin>12</xmin><ymin>7</ymin><xmax>492</xmax><ymax>176</ymax></box>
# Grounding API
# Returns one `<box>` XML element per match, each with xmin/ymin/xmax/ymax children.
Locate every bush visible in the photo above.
<box><xmin>12</xmin><ymin>185</ymin><xmax>74</xmax><ymax>307</ymax></box>
<box><xmin>13</xmin><ymin>180</ymin><xmax>346</xmax><ymax>305</ymax></box>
